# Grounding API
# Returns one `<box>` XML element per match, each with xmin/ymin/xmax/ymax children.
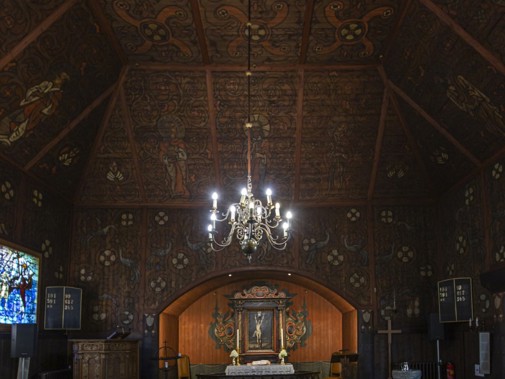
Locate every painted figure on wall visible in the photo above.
<box><xmin>157</xmin><ymin>115</ymin><xmax>190</xmax><ymax>197</ymax></box>
<box><xmin>0</xmin><ymin>72</ymin><xmax>69</xmax><ymax>145</ymax></box>
<box><xmin>446</xmin><ymin>75</ymin><xmax>505</xmax><ymax>134</ymax></box>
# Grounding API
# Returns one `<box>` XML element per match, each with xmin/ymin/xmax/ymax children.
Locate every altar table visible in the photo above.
<box><xmin>391</xmin><ymin>370</ymin><xmax>422</xmax><ymax>379</ymax></box>
<box><xmin>225</xmin><ymin>364</ymin><xmax>295</xmax><ymax>376</ymax></box>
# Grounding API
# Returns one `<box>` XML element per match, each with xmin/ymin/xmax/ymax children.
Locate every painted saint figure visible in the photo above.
<box><xmin>0</xmin><ymin>72</ymin><xmax>69</xmax><ymax>145</ymax></box>
<box><xmin>157</xmin><ymin>115</ymin><xmax>190</xmax><ymax>198</ymax></box>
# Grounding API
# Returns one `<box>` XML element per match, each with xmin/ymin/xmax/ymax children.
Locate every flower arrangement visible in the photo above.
<box><xmin>278</xmin><ymin>348</ymin><xmax>288</xmax><ymax>364</ymax></box>
<box><xmin>230</xmin><ymin>349</ymin><xmax>239</xmax><ymax>365</ymax></box>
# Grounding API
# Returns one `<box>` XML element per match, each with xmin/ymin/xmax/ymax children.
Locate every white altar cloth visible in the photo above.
<box><xmin>391</xmin><ymin>370</ymin><xmax>422</xmax><ymax>379</ymax></box>
<box><xmin>225</xmin><ymin>364</ymin><xmax>295</xmax><ymax>376</ymax></box>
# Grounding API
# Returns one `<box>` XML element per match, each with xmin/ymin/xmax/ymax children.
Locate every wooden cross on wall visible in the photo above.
<box><xmin>378</xmin><ymin>319</ymin><xmax>402</xmax><ymax>379</ymax></box>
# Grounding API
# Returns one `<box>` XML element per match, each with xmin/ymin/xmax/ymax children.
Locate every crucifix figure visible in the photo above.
<box><xmin>378</xmin><ymin>319</ymin><xmax>402</xmax><ymax>379</ymax></box>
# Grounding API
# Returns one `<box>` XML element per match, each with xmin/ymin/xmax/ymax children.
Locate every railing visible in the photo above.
<box><xmin>409</xmin><ymin>362</ymin><xmax>442</xmax><ymax>379</ymax></box>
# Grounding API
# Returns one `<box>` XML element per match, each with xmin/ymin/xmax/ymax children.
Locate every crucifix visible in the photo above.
<box><xmin>378</xmin><ymin>319</ymin><xmax>402</xmax><ymax>379</ymax></box>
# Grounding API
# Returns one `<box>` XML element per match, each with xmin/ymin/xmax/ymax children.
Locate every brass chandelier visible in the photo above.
<box><xmin>207</xmin><ymin>0</ymin><xmax>292</xmax><ymax>259</ymax></box>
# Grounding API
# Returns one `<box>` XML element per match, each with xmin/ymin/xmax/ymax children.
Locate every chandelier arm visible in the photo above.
<box><xmin>254</xmin><ymin>222</ymin><xmax>289</xmax><ymax>248</ymax></box>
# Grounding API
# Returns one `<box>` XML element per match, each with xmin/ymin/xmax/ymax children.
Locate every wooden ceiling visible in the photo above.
<box><xmin>0</xmin><ymin>0</ymin><xmax>504</xmax><ymax>209</ymax></box>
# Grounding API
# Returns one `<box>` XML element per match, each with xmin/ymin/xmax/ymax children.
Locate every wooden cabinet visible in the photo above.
<box><xmin>71</xmin><ymin>339</ymin><xmax>139</xmax><ymax>379</ymax></box>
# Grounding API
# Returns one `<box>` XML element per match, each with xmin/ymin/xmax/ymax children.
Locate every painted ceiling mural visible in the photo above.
<box><xmin>0</xmin><ymin>0</ymin><xmax>503</xmax><ymax>205</ymax></box>
<box><xmin>0</xmin><ymin>0</ymin><xmax>504</xmax><ymax>334</ymax></box>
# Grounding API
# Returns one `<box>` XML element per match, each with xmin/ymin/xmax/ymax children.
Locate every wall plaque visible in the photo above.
<box><xmin>437</xmin><ymin>277</ymin><xmax>473</xmax><ymax>323</ymax></box>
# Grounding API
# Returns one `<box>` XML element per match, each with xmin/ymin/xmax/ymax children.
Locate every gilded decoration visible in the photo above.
<box><xmin>209</xmin><ymin>284</ymin><xmax>311</xmax><ymax>354</ymax></box>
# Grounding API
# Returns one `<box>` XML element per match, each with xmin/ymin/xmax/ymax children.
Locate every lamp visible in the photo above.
<box><xmin>208</xmin><ymin>0</ymin><xmax>292</xmax><ymax>260</ymax></box>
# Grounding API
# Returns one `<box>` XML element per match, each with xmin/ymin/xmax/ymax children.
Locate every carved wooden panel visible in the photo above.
<box><xmin>298</xmin><ymin>206</ymin><xmax>371</xmax><ymax>306</ymax></box>
<box><xmin>214</xmin><ymin>71</ymin><xmax>296</xmax><ymax>201</ymax></box>
<box><xmin>201</xmin><ymin>0</ymin><xmax>306</xmax><ymax>65</ymax></box>
<box><xmin>385</xmin><ymin>0</ymin><xmax>505</xmax><ymax>162</ymax></box>
<box><xmin>72</xmin><ymin>339</ymin><xmax>139</xmax><ymax>379</ymax></box>
<box><xmin>306</xmin><ymin>0</ymin><xmax>400</xmax><ymax>63</ymax></box>
<box><xmin>432</xmin><ymin>0</ymin><xmax>505</xmax><ymax>62</ymax></box>
<box><xmin>0</xmin><ymin>3</ymin><xmax>121</xmax><ymax>167</ymax></box>
<box><xmin>101</xmin><ymin>0</ymin><xmax>201</xmax><ymax>64</ymax></box>
<box><xmin>373</xmin><ymin>204</ymin><xmax>436</xmax><ymax>329</ymax></box>
<box><xmin>30</xmin><ymin>100</ymin><xmax>109</xmax><ymax>197</ymax></box>
<box><xmin>301</xmin><ymin>69</ymin><xmax>382</xmax><ymax>200</ymax></box>
<box><xmin>487</xmin><ymin>157</ymin><xmax>505</xmax><ymax>267</ymax></box>
<box><xmin>70</xmin><ymin>208</ymin><xmax>144</xmax><ymax>332</ymax></box>
<box><xmin>395</xmin><ymin>95</ymin><xmax>476</xmax><ymax>192</ymax></box>
<box><xmin>374</xmin><ymin>104</ymin><xmax>433</xmax><ymax>198</ymax></box>
<box><xmin>0</xmin><ymin>0</ymin><xmax>65</xmax><ymax>56</ymax></box>
<box><xmin>437</xmin><ymin>178</ymin><xmax>485</xmax><ymax>279</ymax></box>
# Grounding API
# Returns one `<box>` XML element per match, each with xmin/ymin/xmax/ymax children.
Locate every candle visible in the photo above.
<box><xmin>266</xmin><ymin>188</ymin><xmax>272</xmax><ymax>206</ymax></box>
<box><xmin>230</xmin><ymin>205</ymin><xmax>236</xmax><ymax>222</ymax></box>
<box><xmin>236</xmin><ymin>329</ymin><xmax>240</xmax><ymax>350</ymax></box>
<box><xmin>212</xmin><ymin>192</ymin><xmax>218</xmax><ymax>209</ymax></box>
<box><xmin>280</xmin><ymin>327</ymin><xmax>284</xmax><ymax>348</ymax></box>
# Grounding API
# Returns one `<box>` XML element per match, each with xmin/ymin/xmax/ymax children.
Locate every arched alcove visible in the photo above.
<box><xmin>159</xmin><ymin>270</ymin><xmax>358</xmax><ymax>365</ymax></box>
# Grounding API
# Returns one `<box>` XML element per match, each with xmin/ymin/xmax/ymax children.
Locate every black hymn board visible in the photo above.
<box><xmin>437</xmin><ymin>277</ymin><xmax>473</xmax><ymax>323</ymax></box>
<box><xmin>44</xmin><ymin>286</ymin><xmax>82</xmax><ymax>330</ymax></box>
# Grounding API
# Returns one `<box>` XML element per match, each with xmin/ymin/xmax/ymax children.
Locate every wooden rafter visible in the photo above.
<box><xmin>189</xmin><ymin>0</ymin><xmax>210</xmax><ymax>65</ymax></box>
<box><xmin>298</xmin><ymin>0</ymin><xmax>315</xmax><ymax>64</ymax></box>
<box><xmin>293</xmin><ymin>69</ymin><xmax>304</xmax><ymax>202</ymax></box>
<box><xmin>419</xmin><ymin>0</ymin><xmax>505</xmax><ymax>76</ymax></box>
<box><xmin>0</xmin><ymin>0</ymin><xmax>78</xmax><ymax>70</ymax></box>
<box><xmin>388</xmin><ymin>80</ymin><xmax>481</xmax><ymax>167</ymax></box>
<box><xmin>206</xmin><ymin>69</ymin><xmax>221</xmax><ymax>190</ymax></box>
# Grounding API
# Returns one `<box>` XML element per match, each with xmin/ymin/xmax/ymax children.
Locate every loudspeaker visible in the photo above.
<box><xmin>480</xmin><ymin>268</ymin><xmax>505</xmax><ymax>293</ymax></box>
<box><xmin>428</xmin><ymin>313</ymin><xmax>444</xmax><ymax>341</ymax></box>
<box><xmin>11</xmin><ymin>323</ymin><xmax>37</xmax><ymax>357</ymax></box>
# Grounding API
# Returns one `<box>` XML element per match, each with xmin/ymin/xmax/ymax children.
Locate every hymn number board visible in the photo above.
<box><xmin>438</xmin><ymin>278</ymin><xmax>473</xmax><ymax>323</ymax></box>
<box><xmin>44</xmin><ymin>286</ymin><xmax>82</xmax><ymax>330</ymax></box>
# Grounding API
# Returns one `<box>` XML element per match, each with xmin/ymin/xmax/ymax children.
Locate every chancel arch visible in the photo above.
<box><xmin>159</xmin><ymin>271</ymin><xmax>358</xmax><ymax>366</ymax></box>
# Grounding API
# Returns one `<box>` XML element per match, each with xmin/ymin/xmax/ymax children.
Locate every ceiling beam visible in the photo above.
<box><xmin>378</xmin><ymin>66</ymin><xmax>436</xmax><ymax>193</ymax></box>
<box><xmin>119</xmin><ymin>87</ymin><xmax>147</xmax><ymax>202</ymax></box>
<box><xmin>298</xmin><ymin>0</ymin><xmax>315</xmax><ymax>64</ymax></box>
<box><xmin>380</xmin><ymin>0</ymin><xmax>413</xmax><ymax>63</ymax></box>
<box><xmin>24</xmin><ymin>84</ymin><xmax>116</xmax><ymax>171</ymax></box>
<box><xmin>189</xmin><ymin>0</ymin><xmax>210</xmax><ymax>65</ymax></box>
<box><xmin>86</xmin><ymin>0</ymin><xmax>127</xmax><ymax>65</ymax></box>
<box><xmin>367</xmin><ymin>85</ymin><xmax>389</xmax><ymax>200</ymax></box>
<box><xmin>0</xmin><ymin>0</ymin><xmax>78</xmax><ymax>70</ymax></box>
<box><xmin>419</xmin><ymin>0</ymin><xmax>505</xmax><ymax>76</ymax></box>
<box><xmin>388</xmin><ymin>80</ymin><xmax>481</xmax><ymax>167</ymax></box>
<box><xmin>129</xmin><ymin>62</ymin><xmax>378</xmax><ymax>72</ymax></box>
<box><xmin>74</xmin><ymin>66</ymin><xmax>130</xmax><ymax>203</ymax></box>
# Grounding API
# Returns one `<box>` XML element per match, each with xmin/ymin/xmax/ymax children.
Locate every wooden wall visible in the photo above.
<box><xmin>162</xmin><ymin>280</ymin><xmax>351</xmax><ymax>364</ymax></box>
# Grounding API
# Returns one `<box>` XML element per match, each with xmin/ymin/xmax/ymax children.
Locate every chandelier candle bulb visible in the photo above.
<box><xmin>212</xmin><ymin>192</ymin><xmax>218</xmax><ymax>210</ymax></box>
<box><xmin>230</xmin><ymin>205</ymin><xmax>236</xmax><ymax>222</ymax></box>
<box><xmin>282</xmin><ymin>222</ymin><xmax>289</xmax><ymax>238</ymax></box>
<box><xmin>208</xmin><ymin>224</ymin><xmax>213</xmax><ymax>240</ymax></box>
<box><xmin>240</xmin><ymin>189</ymin><xmax>247</xmax><ymax>207</ymax></box>
<box><xmin>275</xmin><ymin>203</ymin><xmax>280</xmax><ymax>218</ymax></box>
<box><xmin>266</xmin><ymin>189</ymin><xmax>272</xmax><ymax>206</ymax></box>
